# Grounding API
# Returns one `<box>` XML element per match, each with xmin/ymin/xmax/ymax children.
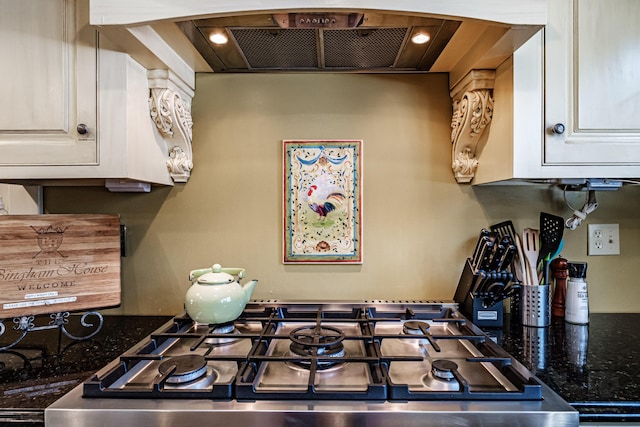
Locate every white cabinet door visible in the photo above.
<box><xmin>544</xmin><ymin>0</ymin><xmax>640</xmax><ymax>165</ymax></box>
<box><xmin>0</xmin><ymin>0</ymin><xmax>97</xmax><ymax>165</ymax></box>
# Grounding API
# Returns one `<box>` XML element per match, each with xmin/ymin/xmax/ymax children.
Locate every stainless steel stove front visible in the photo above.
<box><xmin>45</xmin><ymin>301</ymin><xmax>580</xmax><ymax>427</ymax></box>
<box><xmin>47</xmin><ymin>382</ymin><xmax>578</xmax><ymax>427</ymax></box>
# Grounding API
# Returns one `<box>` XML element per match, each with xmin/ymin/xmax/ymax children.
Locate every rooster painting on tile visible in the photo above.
<box><xmin>305</xmin><ymin>175</ymin><xmax>346</xmax><ymax>225</ymax></box>
<box><xmin>283</xmin><ymin>139</ymin><xmax>362</xmax><ymax>264</ymax></box>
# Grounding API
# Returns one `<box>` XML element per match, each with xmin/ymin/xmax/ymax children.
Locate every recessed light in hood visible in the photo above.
<box><xmin>411</xmin><ymin>32</ymin><xmax>431</xmax><ymax>45</ymax></box>
<box><xmin>176</xmin><ymin>12</ymin><xmax>460</xmax><ymax>73</ymax></box>
<box><xmin>208</xmin><ymin>31</ymin><xmax>228</xmax><ymax>45</ymax></box>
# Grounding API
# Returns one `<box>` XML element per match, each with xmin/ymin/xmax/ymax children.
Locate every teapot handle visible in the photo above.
<box><xmin>188</xmin><ymin>265</ymin><xmax>246</xmax><ymax>282</ymax></box>
<box><xmin>221</xmin><ymin>267</ymin><xmax>245</xmax><ymax>280</ymax></box>
<box><xmin>188</xmin><ymin>267</ymin><xmax>211</xmax><ymax>281</ymax></box>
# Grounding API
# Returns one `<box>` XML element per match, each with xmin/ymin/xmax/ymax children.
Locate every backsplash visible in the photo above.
<box><xmin>44</xmin><ymin>73</ymin><xmax>640</xmax><ymax>314</ymax></box>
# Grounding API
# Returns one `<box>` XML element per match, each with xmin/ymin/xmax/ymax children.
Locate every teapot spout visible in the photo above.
<box><xmin>242</xmin><ymin>280</ymin><xmax>258</xmax><ymax>303</ymax></box>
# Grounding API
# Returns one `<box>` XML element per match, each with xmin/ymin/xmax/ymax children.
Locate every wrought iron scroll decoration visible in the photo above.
<box><xmin>0</xmin><ymin>311</ymin><xmax>104</xmax><ymax>352</ymax></box>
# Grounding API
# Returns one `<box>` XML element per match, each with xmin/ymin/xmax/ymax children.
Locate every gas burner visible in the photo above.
<box><xmin>158</xmin><ymin>355</ymin><xmax>209</xmax><ymax>384</ymax></box>
<box><xmin>205</xmin><ymin>322</ymin><xmax>241</xmax><ymax>346</ymax></box>
<box><xmin>431</xmin><ymin>360</ymin><xmax>458</xmax><ymax>380</ymax></box>
<box><xmin>288</xmin><ymin>325</ymin><xmax>346</xmax><ymax>370</ymax></box>
<box><xmin>403</xmin><ymin>321</ymin><xmax>430</xmax><ymax>336</ymax></box>
<box><xmin>212</xmin><ymin>323</ymin><xmax>235</xmax><ymax>334</ymax></box>
<box><xmin>422</xmin><ymin>360</ymin><xmax>460</xmax><ymax>392</ymax></box>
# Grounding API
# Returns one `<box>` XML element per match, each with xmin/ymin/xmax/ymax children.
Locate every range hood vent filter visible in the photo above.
<box><xmin>230</xmin><ymin>27</ymin><xmax>409</xmax><ymax>70</ymax></box>
<box><xmin>231</xmin><ymin>29</ymin><xmax>319</xmax><ymax>69</ymax></box>
<box><xmin>324</xmin><ymin>28</ymin><xmax>408</xmax><ymax>69</ymax></box>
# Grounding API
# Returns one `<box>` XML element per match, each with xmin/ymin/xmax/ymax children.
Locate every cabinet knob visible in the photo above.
<box><xmin>551</xmin><ymin>123</ymin><xmax>566</xmax><ymax>135</ymax></box>
<box><xmin>76</xmin><ymin>123</ymin><xmax>89</xmax><ymax>135</ymax></box>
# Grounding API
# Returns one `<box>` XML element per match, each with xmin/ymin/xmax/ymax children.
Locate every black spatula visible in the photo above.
<box><xmin>538</xmin><ymin>212</ymin><xmax>564</xmax><ymax>285</ymax></box>
<box><xmin>490</xmin><ymin>220</ymin><xmax>517</xmax><ymax>241</ymax></box>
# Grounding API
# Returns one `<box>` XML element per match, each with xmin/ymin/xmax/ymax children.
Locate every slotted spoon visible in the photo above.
<box><xmin>522</xmin><ymin>228</ymin><xmax>539</xmax><ymax>287</ymax></box>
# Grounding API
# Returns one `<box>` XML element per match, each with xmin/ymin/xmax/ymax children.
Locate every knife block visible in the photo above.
<box><xmin>454</xmin><ymin>259</ymin><xmax>504</xmax><ymax>328</ymax></box>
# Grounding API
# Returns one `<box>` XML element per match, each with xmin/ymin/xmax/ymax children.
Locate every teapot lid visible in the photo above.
<box><xmin>197</xmin><ymin>264</ymin><xmax>235</xmax><ymax>285</ymax></box>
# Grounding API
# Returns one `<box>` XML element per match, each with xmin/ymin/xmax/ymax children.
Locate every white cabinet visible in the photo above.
<box><xmin>544</xmin><ymin>0</ymin><xmax>640</xmax><ymax>165</ymax></box>
<box><xmin>0</xmin><ymin>0</ymin><xmax>97</xmax><ymax>166</ymax></box>
<box><xmin>473</xmin><ymin>0</ymin><xmax>640</xmax><ymax>184</ymax></box>
<box><xmin>0</xmin><ymin>0</ymin><xmax>182</xmax><ymax>187</ymax></box>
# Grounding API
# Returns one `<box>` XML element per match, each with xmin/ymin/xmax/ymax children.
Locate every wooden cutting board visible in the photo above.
<box><xmin>0</xmin><ymin>214</ymin><xmax>121</xmax><ymax>318</ymax></box>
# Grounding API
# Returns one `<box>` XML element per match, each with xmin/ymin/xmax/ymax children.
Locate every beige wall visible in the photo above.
<box><xmin>45</xmin><ymin>73</ymin><xmax>640</xmax><ymax>315</ymax></box>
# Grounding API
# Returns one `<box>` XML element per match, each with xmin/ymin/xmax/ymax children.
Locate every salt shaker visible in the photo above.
<box><xmin>565</xmin><ymin>262</ymin><xmax>589</xmax><ymax>325</ymax></box>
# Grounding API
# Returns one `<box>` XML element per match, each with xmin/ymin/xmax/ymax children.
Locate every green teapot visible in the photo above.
<box><xmin>185</xmin><ymin>263</ymin><xmax>258</xmax><ymax>324</ymax></box>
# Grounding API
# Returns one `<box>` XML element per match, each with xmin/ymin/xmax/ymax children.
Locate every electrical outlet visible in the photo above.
<box><xmin>588</xmin><ymin>224</ymin><xmax>620</xmax><ymax>255</ymax></box>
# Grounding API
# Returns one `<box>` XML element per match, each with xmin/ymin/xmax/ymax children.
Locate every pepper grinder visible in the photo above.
<box><xmin>551</xmin><ymin>257</ymin><xmax>568</xmax><ymax>317</ymax></box>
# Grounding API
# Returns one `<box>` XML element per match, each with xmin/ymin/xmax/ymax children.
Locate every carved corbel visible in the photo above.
<box><xmin>148</xmin><ymin>70</ymin><xmax>194</xmax><ymax>183</ymax></box>
<box><xmin>450</xmin><ymin>70</ymin><xmax>495</xmax><ymax>184</ymax></box>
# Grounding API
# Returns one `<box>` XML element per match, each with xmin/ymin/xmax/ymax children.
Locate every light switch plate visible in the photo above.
<box><xmin>588</xmin><ymin>223</ymin><xmax>620</xmax><ymax>255</ymax></box>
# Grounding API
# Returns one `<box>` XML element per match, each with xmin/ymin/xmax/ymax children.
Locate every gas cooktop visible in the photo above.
<box><xmin>46</xmin><ymin>301</ymin><xmax>579</xmax><ymax>427</ymax></box>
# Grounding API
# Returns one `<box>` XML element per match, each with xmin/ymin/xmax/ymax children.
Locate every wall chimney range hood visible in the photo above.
<box><xmin>90</xmin><ymin>1</ymin><xmax>545</xmax><ymax>84</ymax></box>
<box><xmin>84</xmin><ymin>0</ymin><xmax>544</xmax><ymax>187</ymax></box>
<box><xmin>0</xmin><ymin>1</ymin><xmax>538</xmax><ymax>189</ymax></box>
<box><xmin>175</xmin><ymin>12</ymin><xmax>462</xmax><ymax>73</ymax></box>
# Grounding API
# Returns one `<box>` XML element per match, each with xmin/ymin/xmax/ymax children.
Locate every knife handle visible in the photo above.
<box><xmin>488</xmin><ymin>243</ymin><xmax>506</xmax><ymax>270</ymax></box>
<box><xmin>475</xmin><ymin>240</ymin><xmax>494</xmax><ymax>272</ymax></box>
<box><xmin>471</xmin><ymin>231</ymin><xmax>490</xmax><ymax>270</ymax></box>
<box><xmin>550</xmin><ymin>257</ymin><xmax>568</xmax><ymax>317</ymax></box>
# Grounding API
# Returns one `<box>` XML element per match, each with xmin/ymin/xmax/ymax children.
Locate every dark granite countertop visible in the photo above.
<box><xmin>0</xmin><ymin>314</ymin><xmax>171</xmax><ymax>426</ymax></box>
<box><xmin>495</xmin><ymin>313</ymin><xmax>640</xmax><ymax>423</ymax></box>
<box><xmin>2</xmin><ymin>313</ymin><xmax>639</xmax><ymax>425</ymax></box>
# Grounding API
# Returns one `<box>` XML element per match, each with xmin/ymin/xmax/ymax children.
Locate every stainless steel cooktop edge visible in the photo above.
<box><xmin>46</xmin><ymin>381</ymin><xmax>578</xmax><ymax>427</ymax></box>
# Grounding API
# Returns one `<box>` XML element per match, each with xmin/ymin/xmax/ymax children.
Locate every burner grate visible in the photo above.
<box><xmin>82</xmin><ymin>318</ymin><xmax>249</xmax><ymax>399</ymax></box>
<box><xmin>235</xmin><ymin>307</ymin><xmax>388</xmax><ymax>400</ymax></box>
<box><xmin>82</xmin><ymin>302</ymin><xmax>542</xmax><ymax>401</ymax></box>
